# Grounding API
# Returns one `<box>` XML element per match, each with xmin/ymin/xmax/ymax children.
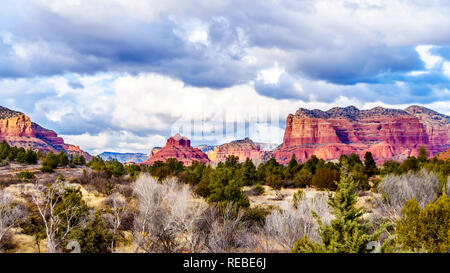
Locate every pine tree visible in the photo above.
<box><xmin>363</xmin><ymin>151</ymin><xmax>378</xmax><ymax>177</ymax></box>
<box><xmin>417</xmin><ymin>146</ymin><xmax>428</xmax><ymax>163</ymax></box>
<box><xmin>284</xmin><ymin>154</ymin><xmax>299</xmax><ymax>180</ymax></box>
<box><xmin>292</xmin><ymin>162</ymin><xmax>386</xmax><ymax>253</ymax></box>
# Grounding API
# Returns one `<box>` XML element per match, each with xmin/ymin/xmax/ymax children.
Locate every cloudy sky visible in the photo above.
<box><xmin>1</xmin><ymin>0</ymin><xmax>450</xmax><ymax>154</ymax></box>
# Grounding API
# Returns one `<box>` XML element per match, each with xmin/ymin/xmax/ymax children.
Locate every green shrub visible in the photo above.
<box><xmin>40</xmin><ymin>165</ymin><xmax>54</xmax><ymax>173</ymax></box>
<box><xmin>42</xmin><ymin>151</ymin><xmax>58</xmax><ymax>170</ymax></box>
<box><xmin>242</xmin><ymin>207</ymin><xmax>271</xmax><ymax>227</ymax></box>
<box><xmin>292</xmin><ymin>165</ymin><xmax>385</xmax><ymax>253</ymax></box>
<box><xmin>292</xmin><ymin>189</ymin><xmax>305</xmax><ymax>209</ymax></box>
<box><xmin>266</xmin><ymin>174</ymin><xmax>282</xmax><ymax>190</ymax></box>
<box><xmin>252</xmin><ymin>184</ymin><xmax>265</xmax><ymax>196</ymax></box>
<box><xmin>18</xmin><ymin>170</ymin><xmax>35</xmax><ymax>181</ymax></box>
<box><xmin>293</xmin><ymin>168</ymin><xmax>313</xmax><ymax>187</ymax></box>
<box><xmin>395</xmin><ymin>195</ymin><xmax>449</xmax><ymax>253</ymax></box>
<box><xmin>311</xmin><ymin>167</ymin><xmax>339</xmax><ymax>190</ymax></box>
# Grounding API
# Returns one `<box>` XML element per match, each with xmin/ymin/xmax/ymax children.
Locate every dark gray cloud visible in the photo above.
<box><xmin>1</xmin><ymin>0</ymin><xmax>450</xmax><ymax>108</ymax></box>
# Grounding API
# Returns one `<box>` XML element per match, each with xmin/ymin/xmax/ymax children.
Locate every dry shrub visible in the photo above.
<box><xmin>0</xmin><ymin>190</ymin><xmax>26</xmax><ymax>251</ymax></box>
<box><xmin>132</xmin><ymin>175</ymin><xmax>259</xmax><ymax>253</ymax></box>
<box><xmin>132</xmin><ymin>175</ymin><xmax>208</xmax><ymax>253</ymax></box>
<box><xmin>261</xmin><ymin>193</ymin><xmax>331</xmax><ymax>252</ymax></box>
<box><xmin>377</xmin><ymin>169</ymin><xmax>441</xmax><ymax>220</ymax></box>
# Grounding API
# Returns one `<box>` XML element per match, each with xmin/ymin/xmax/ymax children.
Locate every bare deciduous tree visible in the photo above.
<box><xmin>102</xmin><ymin>193</ymin><xmax>128</xmax><ymax>252</ymax></box>
<box><xmin>194</xmin><ymin>203</ymin><xmax>258</xmax><ymax>253</ymax></box>
<box><xmin>262</xmin><ymin>193</ymin><xmax>331</xmax><ymax>252</ymax></box>
<box><xmin>0</xmin><ymin>190</ymin><xmax>25</xmax><ymax>251</ymax></box>
<box><xmin>376</xmin><ymin>169</ymin><xmax>440</xmax><ymax>221</ymax></box>
<box><xmin>133</xmin><ymin>175</ymin><xmax>208</xmax><ymax>253</ymax></box>
<box><xmin>31</xmin><ymin>181</ymin><xmax>87</xmax><ymax>253</ymax></box>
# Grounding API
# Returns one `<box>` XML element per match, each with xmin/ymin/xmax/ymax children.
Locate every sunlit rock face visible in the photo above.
<box><xmin>142</xmin><ymin>133</ymin><xmax>210</xmax><ymax>166</ymax></box>
<box><xmin>274</xmin><ymin>106</ymin><xmax>449</xmax><ymax>164</ymax></box>
<box><xmin>0</xmin><ymin>105</ymin><xmax>90</xmax><ymax>159</ymax></box>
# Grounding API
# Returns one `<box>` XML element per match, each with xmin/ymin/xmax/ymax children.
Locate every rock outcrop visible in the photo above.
<box><xmin>142</xmin><ymin>134</ymin><xmax>210</xmax><ymax>166</ymax></box>
<box><xmin>274</xmin><ymin>105</ymin><xmax>449</xmax><ymax>164</ymax></box>
<box><xmin>0</xmin><ymin>105</ymin><xmax>91</xmax><ymax>159</ymax></box>
<box><xmin>207</xmin><ymin>138</ymin><xmax>270</xmax><ymax>164</ymax></box>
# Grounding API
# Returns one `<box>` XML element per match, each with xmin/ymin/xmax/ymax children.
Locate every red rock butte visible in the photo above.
<box><xmin>274</xmin><ymin>105</ymin><xmax>450</xmax><ymax>165</ymax></box>
<box><xmin>142</xmin><ymin>133</ymin><xmax>210</xmax><ymax>166</ymax></box>
<box><xmin>207</xmin><ymin>137</ymin><xmax>271</xmax><ymax>164</ymax></box>
<box><xmin>0</xmin><ymin>105</ymin><xmax>91</xmax><ymax>159</ymax></box>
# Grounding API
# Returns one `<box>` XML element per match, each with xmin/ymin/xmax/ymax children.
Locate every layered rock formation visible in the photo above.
<box><xmin>405</xmin><ymin>105</ymin><xmax>450</xmax><ymax>154</ymax></box>
<box><xmin>142</xmin><ymin>134</ymin><xmax>210</xmax><ymax>166</ymax></box>
<box><xmin>274</xmin><ymin>105</ymin><xmax>449</xmax><ymax>164</ymax></box>
<box><xmin>207</xmin><ymin>138</ymin><xmax>271</xmax><ymax>164</ymax></box>
<box><xmin>0</xmin><ymin>105</ymin><xmax>90</xmax><ymax>159</ymax></box>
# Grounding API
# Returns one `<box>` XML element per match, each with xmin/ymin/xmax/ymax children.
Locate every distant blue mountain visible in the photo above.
<box><xmin>98</xmin><ymin>152</ymin><xmax>148</xmax><ymax>163</ymax></box>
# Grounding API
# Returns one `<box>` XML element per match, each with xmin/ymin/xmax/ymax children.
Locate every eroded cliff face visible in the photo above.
<box><xmin>274</xmin><ymin>106</ymin><xmax>449</xmax><ymax>164</ymax></box>
<box><xmin>207</xmin><ymin>138</ymin><xmax>270</xmax><ymax>164</ymax></box>
<box><xmin>0</xmin><ymin>106</ymin><xmax>90</xmax><ymax>159</ymax></box>
<box><xmin>142</xmin><ymin>134</ymin><xmax>210</xmax><ymax>166</ymax></box>
<box><xmin>405</xmin><ymin>105</ymin><xmax>450</xmax><ymax>154</ymax></box>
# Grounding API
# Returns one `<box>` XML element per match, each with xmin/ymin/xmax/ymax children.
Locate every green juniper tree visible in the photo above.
<box><xmin>292</xmin><ymin>163</ymin><xmax>386</xmax><ymax>253</ymax></box>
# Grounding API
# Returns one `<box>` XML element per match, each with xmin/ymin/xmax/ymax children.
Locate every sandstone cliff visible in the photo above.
<box><xmin>207</xmin><ymin>138</ymin><xmax>270</xmax><ymax>164</ymax></box>
<box><xmin>274</xmin><ymin>105</ymin><xmax>449</xmax><ymax>164</ymax></box>
<box><xmin>142</xmin><ymin>134</ymin><xmax>210</xmax><ymax>166</ymax></box>
<box><xmin>0</xmin><ymin>105</ymin><xmax>90</xmax><ymax>159</ymax></box>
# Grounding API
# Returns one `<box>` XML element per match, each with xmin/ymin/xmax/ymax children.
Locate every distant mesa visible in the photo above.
<box><xmin>207</xmin><ymin>137</ymin><xmax>273</xmax><ymax>164</ymax></box>
<box><xmin>141</xmin><ymin>133</ymin><xmax>210</xmax><ymax>166</ymax></box>
<box><xmin>274</xmin><ymin>105</ymin><xmax>450</xmax><ymax>164</ymax></box>
<box><xmin>195</xmin><ymin>144</ymin><xmax>215</xmax><ymax>153</ymax></box>
<box><xmin>0</xmin><ymin>105</ymin><xmax>91</xmax><ymax>159</ymax></box>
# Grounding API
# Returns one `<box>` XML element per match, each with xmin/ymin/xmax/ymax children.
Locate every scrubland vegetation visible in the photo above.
<box><xmin>0</xmin><ymin>145</ymin><xmax>448</xmax><ymax>253</ymax></box>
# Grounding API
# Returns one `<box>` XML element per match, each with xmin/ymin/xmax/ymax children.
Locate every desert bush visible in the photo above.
<box><xmin>311</xmin><ymin>167</ymin><xmax>339</xmax><ymax>190</ymax></box>
<box><xmin>0</xmin><ymin>190</ymin><xmax>26</xmax><ymax>251</ymax></box>
<box><xmin>18</xmin><ymin>170</ymin><xmax>35</xmax><ymax>181</ymax></box>
<box><xmin>78</xmin><ymin>170</ymin><xmax>125</xmax><ymax>195</ymax></box>
<box><xmin>67</xmin><ymin>213</ymin><xmax>113</xmax><ymax>253</ymax></box>
<box><xmin>242</xmin><ymin>206</ymin><xmax>271</xmax><ymax>227</ymax></box>
<box><xmin>39</xmin><ymin>165</ymin><xmax>54</xmax><ymax>173</ymax></box>
<box><xmin>293</xmin><ymin>168</ymin><xmax>313</xmax><ymax>187</ymax></box>
<box><xmin>42</xmin><ymin>151</ymin><xmax>59</xmax><ymax>169</ymax></box>
<box><xmin>376</xmin><ymin>169</ymin><xmax>441</xmax><ymax>220</ymax></box>
<box><xmin>248</xmin><ymin>184</ymin><xmax>265</xmax><ymax>196</ymax></box>
<box><xmin>56</xmin><ymin>151</ymin><xmax>69</xmax><ymax>167</ymax></box>
<box><xmin>292</xmin><ymin>189</ymin><xmax>305</xmax><ymax>209</ymax></box>
<box><xmin>132</xmin><ymin>175</ymin><xmax>208</xmax><ymax>253</ymax></box>
<box><xmin>262</xmin><ymin>193</ymin><xmax>331</xmax><ymax>252</ymax></box>
<box><xmin>195</xmin><ymin>204</ymin><xmax>260</xmax><ymax>253</ymax></box>
<box><xmin>395</xmin><ymin>195</ymin><xmax>449</xmax><ymax>253</ymax></box>
<box><xmin>31</xmin><ymin>181</ymin><xmax>89</xmax><ymax>253</ymax></box>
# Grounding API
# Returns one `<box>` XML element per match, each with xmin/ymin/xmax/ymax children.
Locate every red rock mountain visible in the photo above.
<box><xmin>437</xmin><ymin>149</ymin><xmax>450</xmax><ymax>160</ymax></box>
<box><xmin>207</xmin><ymin>138</ymin><xmax>271</xmax><ymax>164</ymax></box>
<box><xmin>274</xmin><ymin>105</ymin><xmax>449</xmax><ymax>164</ymax></box>
<box><xmin>0</xmin><ymin>106</ymin><xmax>90</xmax><ymax>159</ymax></box>
<box><xmin>142</xmin><ymin>134</ymin><xmax>210</xmax><ymax>166</ymax></box>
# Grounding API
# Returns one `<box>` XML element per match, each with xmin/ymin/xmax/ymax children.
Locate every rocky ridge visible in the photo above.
<box><xmin>274</xmin><ymin>105</ymin><xmax>449</xmax><ymax>164</ymax></box>
<box><xmin>0</xmin><ymin>105</ymin><xmax>90</xmax><ymax>159</ymax></box>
